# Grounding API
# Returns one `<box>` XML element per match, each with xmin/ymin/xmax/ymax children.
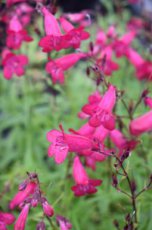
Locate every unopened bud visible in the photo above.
<box><xmin>31</xmin><ymin>198</ymin><xmax>38</xmax><ymax>207</ymax></box>
<box><xmin>89</xmin><ymin>42</ymin><xmax>94</xmax><ymax>52</ymax></box>
<box><xmin>86</xmin><ymin>67</ymin><xmax>90</xmax><ymax>76</ymax></box>
<box><xmin>36</xmin><ymin>221</ymin><xmax>46</xmax><ymax>230</ymax></box>
<box><xmin>121</xmin><ymin>150</ymin><xmax>130</xmax><ymax>162</ymax></box>
<box><xmin>18</xmin><ymin>180</ymin><xmax>27</xmax><ymax>191</ymax></box>
<box><xmin>125</xmin><ymin>213</ymin><xmax>131</xmax><ymax>223</ymax></box>
<box><xmin>112</xmin><ymin>174</ymin><xmax>118</xmax><ymax>188</ymax></box>
<box><xmin>42</xmin><ymin>200</ymin><xmax>54</xmax><ymax>217</ymax></box>
<box><xmin>130</xmin><ymin>180</ymin><xmax>136</xmax><ymax>193</ymax></box>
<box><xmin>141</xmin><ymin>89</ymin><xmax>149</xmax><ymax>98</ymax></box>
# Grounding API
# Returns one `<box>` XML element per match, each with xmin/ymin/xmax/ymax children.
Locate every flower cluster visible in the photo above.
<box><xmin>8</xmin><ymin>172</ymin><xmax>72</xmax><ymax>230</ymax></box>
<box><xmin>1</xmin><ymin>1</ymin><xmax>33</xmax><ymax>79</ymax></box>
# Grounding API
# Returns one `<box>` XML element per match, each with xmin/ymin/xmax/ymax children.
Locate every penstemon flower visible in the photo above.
<box><xmin>82</xmin><ymin>85</ymin><xmax>116</xmax><ymax>130</ymax></box>
<box><xmin>45</xmin><ymin>52</ymin><xmax>86</xmax><ymax>84</ymax></box>
<box><xmin>2</xmin><ymin>49</ymin><xmax>28</xmax><ymax>80</ymax></box>
<box><xmin>14</xmin><ymin>203</ymin><xmax>30</xmax><ymax>230</ymax></box>
<box><xmin>47</xmin><ymin>125</ymin><xmax>93</xmax><ymax>164</ymax></box>
<box><xmin>71</xmin><ymin>156</ymin><xmax>102</xmax><ymax>196</ymax></box>
<box><xmin>6</xmin><ymin>15</ymin><xmax>33</xmax><ymax>50</ymax></box>
<box><xmin>129</xmin><ymin>110</ymin><xmax>152</xmax><ymax>135</ymax></box>
<box><xmin>0</xmin><ymin>212</ymin><xmax>15</xmax><ymax>230</ymax></box>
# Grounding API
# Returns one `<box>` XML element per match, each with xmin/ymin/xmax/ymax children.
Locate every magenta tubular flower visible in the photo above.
<box><xmin>113</xmin><ymin>31</ymin><xmax>136</xmax><ymax>57</ymax></box>
<box><xmin>39</xmin><ymin>7</ymin><xmax>66</xmax><ymax>52</ymax></box>
<box><xmin>136</xmin><ymin>61</ymin><xmax>152</xmax><ymax>81</ymax></box>
<box><xmin>127</xmin><ymin>17</ymin><xmax>144</xmax><ymax>32</ymax></box>
<box><xmin>56</xmin><ymin>215</ymin><xmax>72</xmax><ymax>230</ymax></box>
<box><xmin>42</xmin><ymin>200</ymin><xmax>54</xmax><ymax>217</ymax></box>
<box><xmin>2</xmin><ymin>50</ymin><xmax>28</xmax><ymax>80</ymax></box>
<box><xmin>15</xmin><ymin>3</ymin><xmax>34</xmax><ymax>27</ymax></box>
<box><xmin>47</xmin><ymin>125</ymin><xmax>92</xmax><ymax>164</ymax></box>
<box><xmin>14</xmin><ymin>204</ymin><xmax>30</xmax><ymax>230</ymax></box>
<box><xmin>60</xmin><ymin>17</ymin><xmax>90</xmax><ymax>49</ymax></box>
<box><xmin>87</xmin><ymin>85</ymin><xmax>116</xmax><ymax>130</ymax></box>
<box><xmin>130</xmin><ymin>110</ymin><xmax>152</xmax><ymax>135</ymax></box>
<box><xmin>9</xmin><ymin>182</ymin><xmax>37</xmax><ymax>210</ymax></box>
<box><xmin>0</xmin><ymin>211</ymin><xmax>15</xmax><ymax>229</ymax></box>
<box><xmin>125</xmin><ymin>48</ymin><xmax>152</xmax><ymax>80</ymax></box>
<box><xmin>6</xmin><ymin>16</ymin><xmax>33</xmax><ymax>49</ymax></box>
<box><xmin>71</xmin><ymin>156</ymin><xmax>102</xmax><ymax>196</ymax></box>
<box><xmin>125</xmin><ymin>48</ymin><xmax>144</xmax><ymax>67</ymax></box>
<box><xmin>45</xmin><ymin>53</ymin><xmax>86</xmax><ymax>84</ymax></box>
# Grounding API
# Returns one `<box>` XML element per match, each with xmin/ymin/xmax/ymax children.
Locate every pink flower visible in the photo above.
<box><xmin>125</xmin><ymin>48</ymin><xmax>144</xmax><ymax>67</ymax></box>
<box><xmin>127</xmin><ymin>17</ymin><xmax>144</xmax><ymax>32</ymax></box>
<box><xmin>9</xmin><ymin>182</ymin><xmax>37</xmax><ymax>210</ymax></box>
<box><xmin>42</xmin><ymin>200</ymin><xmax>54</xmax><ymax>217</ymax></box>
<box><xmin>60</xmin><ymin>17</ymin><xmax>90</xmax><ymax>49</ymax></box>
<box><xmin>113</xmin><ymin>31</ymin><xmax>136</xmax><ymax>57</ymax></box>
<box><xmin>125</xmin><ymin>48</ymin><xmax>152</xmax><ymax>80</ymax></box>
<box><xmin>39</xmin><ymin>7</ymin><xmax>89</xmax><ymax>52</ymax></box>
<box><xmin>0</xmin><ymin>212</ymin><xmax>15</xmax><ymax>229</ymax></box>
<box><xmin>6</xmin><ymin>16</ymin><xmax>33</xmax><ymax>49</ymax></box>
<box><xmin>47</xmin><ymin>125</ymin><xmax>92</xmax><ymax>164</ymax></box>
<box><xmin>39</xmin><ymin>7</ymin><xmax>66</xmax><ymax>52</ymax></box>
<box><xmin>45</xmin><ymin>53</ymin><xmax>86</xmax><ymax>84</ymax></box>
<box><xmin>14</xmin><ymin>204</ymin><xmax>30</xmax><ymax>230</ymax></box>
<box><xmin>130</xmin><ymin>110</ymin><xmax>152</xmax><ymax>135</ymax></box>
<box><xmin>15</xmin><ymin>3</ymin><xmax>34</xmax><ymax>26</ymax></box>
<box><xmin>71</xmin><ymin>156</ymin><xmax>102</xmax><ymax>196</ymax></box>
<box><xmin>2</xmin><ymin>49</ymin><xmax>28</xmax><ymax>80</ymax></box>
<box><xmin>56</xmin><ymin>215</ymin><xmax>72</xmax><ymax>230</ymax></box>
<box><xmin>96</xmin><ymin>29</ymin><xmax>107</xmax><ymax>46</ymax></box>
<box><xmin>83</xmin><ymin>85</ymin><xmax>116</xmax><ymax>130</ymax></box>
<box><xmin>136</xmin><ymin>61</ymin><xmax>152</xmax><ymax>81</ymax></box>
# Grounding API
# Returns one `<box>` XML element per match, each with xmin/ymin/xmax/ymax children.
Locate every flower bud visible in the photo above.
<box><xmin>31</xmin><ymin>199</ymin><xmax>38</xmax><ymax>207</ymax></box>
<box><xmin>18</xmin><ymin>180</ymin><xmax>27</xmax><ymax>191</ymax></box>
<box><xmin>89</xmin><ymin>42</ymin><xmax>94</xmax><ymax>52</ymax></box>
<box><xmin>42</xmin><ymin>201</ymin><xmax>54</xmax><ymax>217</ymax></box>
<box><xmin>112</xmin><ymin>174</ymin><xmax>118</xmax><ymax>188</ymax></box>
<box><xmin>130</xmin><ymin>180</ymin><xmax>137</xmax><ymax>193</ymax></box>
<box><xmin>36</xmin><ymin>221</ymin><xmax>46</xmax><ymax>230</ymax></box>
